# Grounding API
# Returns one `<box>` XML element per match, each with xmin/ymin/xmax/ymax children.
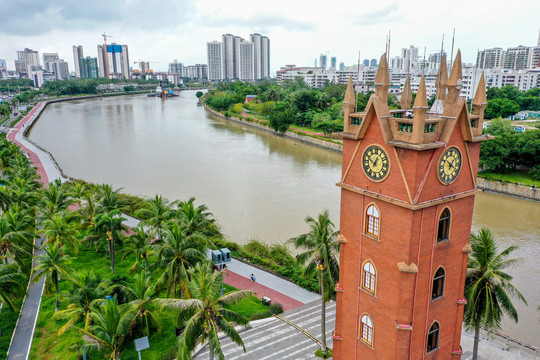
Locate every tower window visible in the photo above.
<box><xmin>360</xmin><ymin>314</ymin><xmax>373</xmax><ymax>345</ymax></box>
<box><xmin>432</xmin><ymin>267</ymin><xmax>445</xmax><ymax>299</ymax></box>
<box><xmin>437</xmin><ymin>208</ymin><xmax>450</xmax><ymax>242</ymax></box>
<box><xmin>427</xmin><ymin>322</ymin><xmax>440</xmax><ymax>353</ymax></box>
<box><xmin>366</xmin><ymin>204</ymin><xmax>380</xmax><ymax>237</ymax></box>
<box><xmin>362</xmin><ymin>261</ymin><xmax>376</xmax><ymax>294</ymax></box>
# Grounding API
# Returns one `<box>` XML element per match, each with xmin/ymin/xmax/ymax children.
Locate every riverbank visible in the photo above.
<box><xmin>477</xmin><ymin>178</ymin><xmax>540</xmax><ymax>202</ymax></box>
<box><xmin>204</xmin><ymin>104</ymin><xmax>343</xmax><ymax>153</ymax></box>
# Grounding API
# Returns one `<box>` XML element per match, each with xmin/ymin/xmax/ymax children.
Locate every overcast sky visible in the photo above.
<box><xmin>1</xmin><ymin>0</ymin><xmax>539</xmax><ymax>75</ymax></box>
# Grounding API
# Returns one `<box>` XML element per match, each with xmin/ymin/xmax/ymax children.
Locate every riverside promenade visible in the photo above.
<box><xmin>5</xmin><ymin>100</ymin><xmax>539</xmax><ymax>359</ymax></box>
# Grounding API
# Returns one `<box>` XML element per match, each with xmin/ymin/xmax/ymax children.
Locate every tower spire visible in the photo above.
<box><xmin>374</xmin><ymin>53</ymin><xmax>390</xmax><ymax>104</ymax></box>
<box><xmin>412</xmin><ymin>76</ymin><xmax>428</xmax><ymax>143</ymax></box>
<box><xmin>401</xmin><ymin>75</ymin><xmax>413</xmax><ymax>110</ymax></box>
<box><xmin>436</xmin><ymin>53</ymin><xmax>448</xmax><ymax>100</ymax></box>
<box><xmin>447</xmin><ymin>49</ymin><xmax>462</xmax><ymax>104</ymax></box>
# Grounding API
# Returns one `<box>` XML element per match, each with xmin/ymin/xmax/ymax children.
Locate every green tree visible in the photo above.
<box><xmin>137</xmin><ymin>195</ymin><xmax>174</xmax><ymax>241</ymax></box>
<box><xmin>0</xmin><ymin>262</ymin><xmax>27</xmax><ymax>311</ymax></box>
<box><xmin>97</xmin><ymin>184</ymin><xmax>128</xmax><ymax>213</ymax></box>
<box><xmin>77</xmin><ymin>297</ymin><xmax>136</xmax><ymax>360</ymax></box>
<box><xmin>158</xmin><ymin>262</ymin><xmax>254</xmax><ymax>360</ymax></box>
<box><xmin>196</xmin><ymin>91</ymin><xmax>203</xmax><ymax>98</ymax></box>
<box><xmin>41</xmin><ymin>213</ymin><xmax>81</xmax><ymax>254</ymax></box>
<box><xmin>120</xmin><ymin>225</ymin><xmax>153</xmax><ymax>273</ymax></box>
<box><xmin>176</xmin><ymin>197</ymin><xmax>218</xmax><ymax>237</ymax></box>
<box><xmin>289</xmin><ymin>209</ymin><xmax>340</xmax><ymax>355</ymax></box>
<box><xmin>269</xmin><ymin>102</ymin><xmax>296</xmax><ymax>133</ymax></box>
<box><xmin>464</xmin><ymin>228</ymin><xmax>527</xmax><ymax>360</ymax></box>
<box><xmin>33</xmin><ymin>244</ymin><xmax>74</xmax><ymax>312</ymax></box>
<box><xmin>485</xmin><ymin>98</ymin><xmax>520</xmax><ymax>119</ymax></box>
<box><xmin>54</xmin><ymin>271</ymin><xmax>111</xmax><ymax>334</ymax></box>
<box><xmin>155</xmin><ymin>222</ymin><xmax>206</xmax><ymax>298</ymax></box>
<box><xmin>120</xmin><ymin>272</ymin><xmax>161</xmax><ymax>336</ymax></box>
<box><xmin>95</xmin><ymin>210</ymin><xmax>127</xmax><ymax>274</ymax></box>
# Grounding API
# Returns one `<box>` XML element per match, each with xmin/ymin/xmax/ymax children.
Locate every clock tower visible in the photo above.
<box><xmin>332</xmin><ymin>51</ymin><xmax>491</xmax><ymax>359</ymax></box>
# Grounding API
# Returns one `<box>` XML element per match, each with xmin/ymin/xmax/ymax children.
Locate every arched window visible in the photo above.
<box><xmin>360</xmin><ymin>314</ymin><xmax>373</xmax><ymax>345</ymax></box>
<box><xmin>365</xmin><ymin>204</ymin><xmax>380</xmax><ymax>237</ymax></box>
<box><xmin>426</xmin><ymin>322</ymin><xmax>440</xmax><ymax>353</ymax></box>
<box><xmin>437</xmin><ymin>208</ymin><xmax>450</xmax><ymax>242</ymax></box>
<box><xmin>362</xmin><ymin>261</ymin><xmax>376</xmax><ymax>294</ymax></box>
<box><xmin>432</xmin><ymin>267</ymin><xmax>445</xmax><ymax>299</ymax></box>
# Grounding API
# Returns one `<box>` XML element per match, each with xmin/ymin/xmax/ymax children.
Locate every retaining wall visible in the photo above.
<box><xmin>477</xmin><ymin>178</ymin><xmax>540</xmax><ymax>202</ymax></box>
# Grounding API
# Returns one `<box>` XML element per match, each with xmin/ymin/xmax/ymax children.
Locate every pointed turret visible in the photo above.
<box><xmin>400</xmin><ymin>76</ymin><xmax>413</xmax><ymax>110</ymax></box>
<box><xmin>447</xmin><ymin>50</ymin><xmax>463</xmax><ymax>104</ymax></box>
<box><xmin>412</xmin><ymin>76</ymin><xmax>429</xmax><ymax>143</ymax></box>
<box><xmin>436</xmin><ymin>53</ymin><xmax>448</xmax><ymax>100</ymax></box>
<box><xmin>374</xmin><ymin>53</ymin><xmax>390</xmax><ymax>103</ymax></box>
<box><xmin>343</xmin><ymin>76</ymin><xmax>357</xmax><ymax>132</ymax></box>
<box><xmin>472</xmin><ymin>71</ymin><xmax>487</xmax><ymax>107</ymax></box>
<box><xmin>472</xmin><ymin>71</ymin><xmax>488</xmax><ymax>134</ymax></box>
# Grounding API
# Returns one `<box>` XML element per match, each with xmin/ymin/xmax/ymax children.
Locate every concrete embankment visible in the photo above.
<box><xmin>203</xmin><ymin>105</ymin><xmax>343</xmax><ymax>153</ymax></box>
<box><xmin>477</xmin><ymin>178</ymin><xmax>540</xmax><ymax>202</ymax></box>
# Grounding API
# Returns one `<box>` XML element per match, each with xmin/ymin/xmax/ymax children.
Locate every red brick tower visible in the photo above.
<box><xmin>332</xmin><ymin>51</ymin><xmax>491</xmax><ymax>359</ymax></box>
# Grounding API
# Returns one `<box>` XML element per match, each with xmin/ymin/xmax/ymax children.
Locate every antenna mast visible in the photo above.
<box><xmin>450</xmin><ymin>28</ymin><xmax>455</xmax><ymax>70</ymax></box>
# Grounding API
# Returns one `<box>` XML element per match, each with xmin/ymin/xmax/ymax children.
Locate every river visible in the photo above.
<box><xmin>28</xmin><ymin>91</ymin><xmax>540</xmax><ymax>347</ymax></box>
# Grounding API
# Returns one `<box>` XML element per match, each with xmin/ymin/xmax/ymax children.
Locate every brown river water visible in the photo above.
<box><xmin>28</xmin><ymin>91</ymin><xmax>540</xmax><ymax>347</ymax></box>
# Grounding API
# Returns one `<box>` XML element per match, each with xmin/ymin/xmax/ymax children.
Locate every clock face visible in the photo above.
<box><xmin>438</xmin><ymin>147</ymin><xmax>462</xmax><ymax>184</ymax></box>
<box><xmin>362</xmin><ymin>145</ymin><xmax>390</xmax><ymax>181</ymax></box>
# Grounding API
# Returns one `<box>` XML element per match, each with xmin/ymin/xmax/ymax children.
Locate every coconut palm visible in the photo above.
<box><xmin>464</xmin><ymin>227</ymin><xmax>527</xmax><ymax>360</ymax></box>
<box><xmin>158</xmin><ymin>262</ymin><xmax>254</xmax><ymax>360</ymax></box>
<box><xmin>6</xmin><ymin>177</ymin><xmax>40</xmax><ymax>211</ymax></box>
<box><xmin>41</xmin><ymin>213</ymin><xmax>81</xmax><ymax>254</ymax></box>
<box><xmin>155</xmin><ymin>222</ymin><xmax>206</xmax><ymax>298</ymax></box>
<box><xmin>0</xmin><ymin>215</ymin><xmax>33</xmax><ymax>268</ymax></box>
<box><xmin>0</xmin><ymin>262</ymin><xmax>27</xmax><ymax>311</ymax></box>
<box><xmin>77</xmin><ymin>297</ymin><xmax>136</xmax><ymax>360</ymax></box>
<box><xmin>137</xmin><ymin>195</ymin><xmax>174</xmax><ymax>241</ymax></box>
<box><xmin>95</xmin><ymin>210</ymin><xmax>127</xmax><ymax>274</ymax></box>
<box><xmin>289</xmin><ymin>209</ymin><xmax>340</xmax><ymax>355</ymax></box>
<box><xmin>176</xmin><ymin>197</ymin><xmax>218</xmax><ymax>237</ymax></box>
<box><xmin>121</xmin><ymin>272</ymin><xmax>161</xmax><ymax>336</ymax></box>
<box><xmin>54</xmin><ymin>271</ymin><xmax>112</xmax><ymax>335</ymax></box>
<box><xmin>97</xmin><ymin>184</ymin><xmax>128</xmax><ymax>213</ymax></box>
<box><xmin>39</xmin><ymin>180</ymin><xmax>74</xmax><ymax>219</ymax></box>
<box><xmin>120</xmin><ymin>225</ymin><xmax>153</xmax><ymax>273</ymax></box>
<box><xmin>68</xmin><ymin>181</ymin><xmax>89</xmax><ymax>205</ymax></box>
<box><xmin>33</xmin><ymin>243</ymin><xmax>74</xmax><ymax>312</ymax></box>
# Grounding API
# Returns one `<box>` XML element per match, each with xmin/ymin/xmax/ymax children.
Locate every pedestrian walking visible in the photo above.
<box><xmin>250</xmin><ymin>273</ymin><xmax>256</xmax><ymax>282</ymax></box>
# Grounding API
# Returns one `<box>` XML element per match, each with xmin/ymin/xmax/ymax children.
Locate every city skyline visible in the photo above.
<box><xmin>0</xmin><ymin>0</ymin><xmax>538</xmax><ymax>76</ymax></box>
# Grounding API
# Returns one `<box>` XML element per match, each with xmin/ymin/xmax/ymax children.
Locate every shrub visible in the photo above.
<box><xmin>250</xmin><ymin>311</ymin><xmax>271</xmax><ymax>320</ymax></box>
<box><xmin>269</xmin><ymin>303</ymin><xmax>284</xmax><ymax>315</ymax></box>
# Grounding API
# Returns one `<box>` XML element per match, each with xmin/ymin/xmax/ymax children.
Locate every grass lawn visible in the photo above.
<box><xmin>30</xmin><ymin>243</ymin><xmax>270</xmax><ymax>360</ymax></box>
<box><xmin>0</xmin><ymin>302</ymin><xmax>21</xmax><ymax>360</ymax></box>
<box><xmin>478</xmin><ymin>169</ymin><xmax>540</xmax><ymax>187</ymax></box>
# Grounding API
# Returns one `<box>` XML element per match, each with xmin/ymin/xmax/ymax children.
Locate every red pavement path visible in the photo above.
<box><xmin>223</xmin><ymin>270</ymin><xmax>304</xmax><ymax>311</ymax></box>
<box><xmin>6</xmin><ymin>101</ymin><xmax>49</xmax><ymax>184</ymax></box>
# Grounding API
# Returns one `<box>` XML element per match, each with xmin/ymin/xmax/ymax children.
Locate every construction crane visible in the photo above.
<box><xmin>102</xmin><ymin>33</ymin><xmax>113</xmax><ymax>78</ymax></box>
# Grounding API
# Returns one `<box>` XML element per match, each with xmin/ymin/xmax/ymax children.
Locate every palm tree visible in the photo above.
<box><xmin>464</xmin><ymin>227</ymin><xmax>527</xmax><ymax>360</ymax></box>
<box><xmin>41</xmin><ymin>213</ymin><xmax>81</xmax><ymax>254</ymax></box>
<box><xmin>54</xmin><ymin>271</ymin><xmax>112</xmax><ymax>335</ymax></box>
<box><xmin>68</xmin><ymin>181</ymin><xmax>89</xmax><ymax>206</ymax></box>
<box><xmin>97</xmin><ymin>184</ymin><xmax>128</xmax><ymax>213</ymax></box>
<box><xmin>155</xmin><ymin>222</ymin><xmax>206</xmax><ymax>298</ymax></box>
<box><xmin>33</xmin><ymin>243</ymin><xmax>74</xmax><ymax>312</ymax></box>
<box><xmin>78</xmin><ymin>193</ymin><xmax>102</xmax><ymax>249</ymax></box>
<box><xmin>158</xmin><ymin>262</ymin><xmax>254</xmax><ymax>360</ymax></box>
<box><xmin>137</xmin><ymin>195</ymin><xmax>175</xmax><ymax>241</ymax></box>
<box><xmin>95</xmin><ymin>210</ymin><xmax>127</xmax><ymax>274</ymax></box>
<box><xmin>121</xmin><ymin>272</ymin><xmax>161</xmax><ymax>336</ymax></box>
<box><xmin>120</xmin><ymin>225</ymin><xmax>153</xmax><ymax>273</ymax></box>
<box><xmin>39</xmin><ymin>181</ymin><xmax>74</xmax><ymax>219</ymax></box>
<box><xmin>0</xmin><ymin>215</ymin><xmax>33</xmax><ymax>268</ymax></box>
<box><xmin>0</xmin><ymin>262</ymin><xmax>27</xmax><ymax>312</ymax></box>
<box><xmin>289</xmin><ymin>209</ymin><xmax>339</xmax><ymax>355</ymax></box>
<box><xmin>77</xmin><ymin>297</ymin><xmax>136</xmax><ymax>360</ymax></box>
<box><xmin>176</xmin><ymin>197</ymin><xmax>218</xmax><ymax>237</ymax></box>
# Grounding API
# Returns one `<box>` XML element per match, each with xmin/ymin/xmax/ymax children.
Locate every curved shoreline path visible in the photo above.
<box><xmin>6</xmin><ymin>101</ymin><xmax>64</xmax><ymax>360</ymax></box>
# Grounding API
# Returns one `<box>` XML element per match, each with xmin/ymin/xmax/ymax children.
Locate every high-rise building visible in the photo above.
<box><xmin>251</xmin><ymin>33</ymin><xmax>270</xmax><ymax>80</ymax></box>
<box><xmin>186</xmin><ymin>64</ymin><xmax>208</xmax><ymax>80</ymax></box>
<box><xmin>207</xmin><ymin>41</ymin><xmax>223</xmax><ymax>81</ymax></box>
<box><xmin>169</xmin><ymin>60</ymin><xmax>184</xmax><ymax>77</ymax></box>
<box><xmin>80</xmin><ymin>57</ymin><xmax>99</xmax><ymax>78</ymax></box>
<box><xmin>331</xmin><ymin>57</ymin><xmax>337</xmax><ymax>70</ymax></box>
<box><xmin>14</xmin><ymin>60</ymin><xmax>28</xmax><ymax>76</ymax></box>
<box><xmin>503</xmin><ymin>45</ymin><xmax>533</xmax><ymax>70</ymax></box>
<box><xmin>333</xmin><ymin>52</ymin><xmax>490</xmax><ymax>359</ymax></box>
<box><xmin>17</xmin><ymin>48</ymin><xmax>40</xmax><ymax>67</ymax></box>
<box><xmin>238</xmin><ymin>42</ymin><xmax>254</xmax><ymax>81</ymax></box>
<box><xmin>320</xmin><ymin>54</ymin><xmax>328</xmax><ymax>70</ymax></box>
<box><xmin>401</xmin><ymin>45</ymin><xmax>419</xmax><ymax>71</ymax></box>
<box><xmin>0</xmin><ymin>59</ymin><xmax>6</xmax><ymax>70</ymax></box>
<box><xmin>363</xmin><ymin>59</ymin><xmax>370</xmax><ymax>67</ymax></box>
<box><xmin>339</xmin><ymin>62</ymin><xmax>345</xmax><ymax>71</ymax></box>
<box><xmin>73</xmin><ymin>45</ymin><xmax>84</xmax><ymax>78</ymax></box>
<box><xmin>50</xmin><ymin>60</ymin><xmax>69</xmax><ymax>80</ymax></box>
<box><xmin>42</xmin><ymin>53</ymin><xmax>59</xmax><ymax>72</ymax></box>
<box><xmin>370</xmin><ymin>58</ymin><xmax>377</xmax><ymax>67</ymax></box>
<box><xmin>222</xmin><ymin>34</ymin><xmax>242</xmax><ymax>80</ymax></box>
<box><xmin>476</xmin><ymin>48</ymin><xmax>503</xmax><ymax>69</ymax></box>
<box><xmin>97</xmin><ymin>43</ymin><xmax>130</xmax><ymax>79</ymax></box>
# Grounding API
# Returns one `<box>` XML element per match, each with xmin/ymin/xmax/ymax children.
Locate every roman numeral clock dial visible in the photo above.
<box><xmin>438</xmin><ymin>147</ymin><xmax>462</xmax><ymax>184</ymax></box>
<box><xmin>362</xmin><ymin>145</ymin><xmax>390</xmax><ymax>181</ymax></box>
